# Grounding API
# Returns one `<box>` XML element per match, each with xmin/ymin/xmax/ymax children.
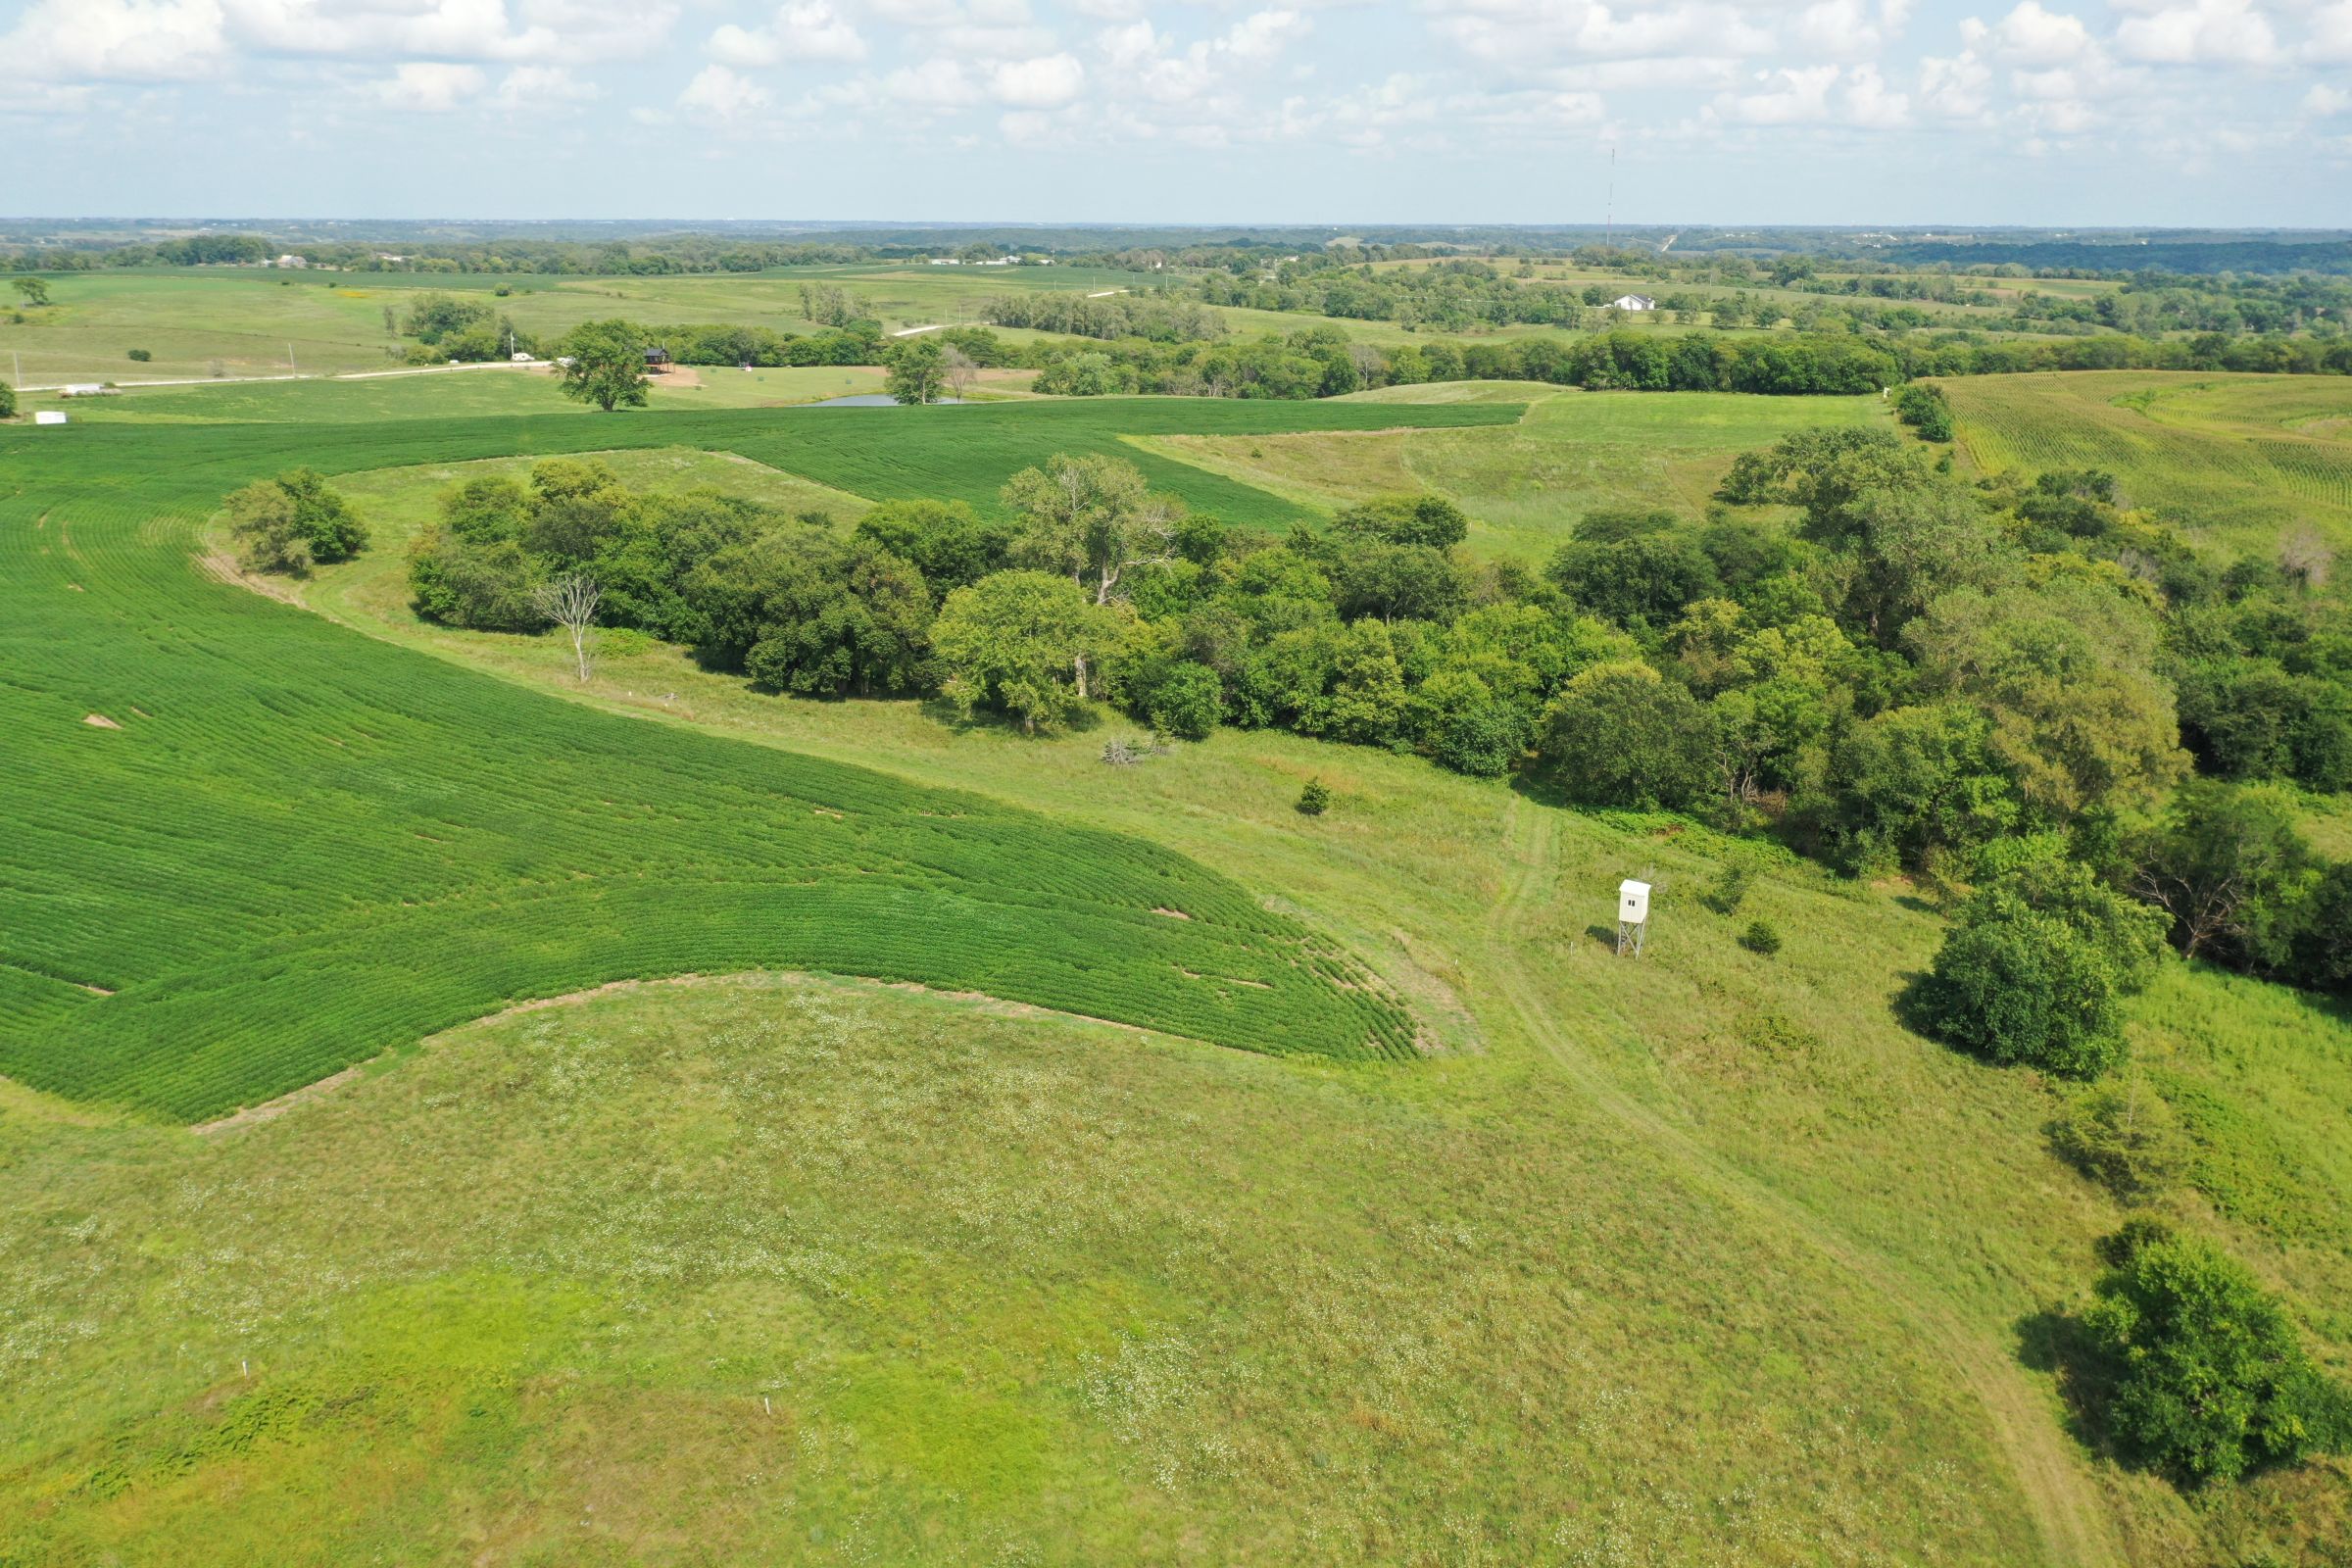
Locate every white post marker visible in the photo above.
<box><xmin>1617</xmin><ymin>878</ymin><xmax>1650</xmax><ymax>958</ymax></box>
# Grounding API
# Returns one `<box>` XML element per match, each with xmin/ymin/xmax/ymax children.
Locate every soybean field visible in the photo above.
<box><xmin>0</xmin><ymin>398</ymin><xmax>1515</xmax><ymax>1121</ymax></box>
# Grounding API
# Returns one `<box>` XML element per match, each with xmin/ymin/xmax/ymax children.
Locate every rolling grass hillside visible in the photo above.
<box><xmin>0</xmin><ymin>400</ymin><xmax>1513</xmax><ymax>1119</ymax></box>
<box><xmin>1944</xmin><ymin>371</ymin><xmax>2352</xmax><ymax>556</ymax></box>
<box><xmin>3</xmin><ymin>385</ymin><xmax>2347</xmax><ymax>1564</ymax></box>
<box><xmin>1141</xmin><ymin>386</ymin><xmax>1888</xmax><ymax>555</ymax></box>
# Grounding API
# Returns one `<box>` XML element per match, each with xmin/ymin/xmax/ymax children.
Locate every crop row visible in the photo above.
<box><xmin>0</xmin><ymin>402</ymin><xmax>1472</xmax><ymax>1118</ymax></box>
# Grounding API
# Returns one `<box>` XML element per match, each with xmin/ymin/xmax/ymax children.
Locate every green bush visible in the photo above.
<box><xmin>271</xmin><ymin>468</ymin><xmax>368</xmax><ymax>562</ymax></box>
<box><xmin>1739</xmin><ymin>919</ymin><xmax>1782</xmax><ymax>956</ymax></box>
<box><xmin>0</xmin><ymin>380</ymin><xmax>14</xmax><ymax>419</ymax></box>
<box><xmin>1297</xmin><ymin>779</ymin><xmax>1331</xmax><ymax>815</ymax></box>
<box><xmin>1703</xmin><ymin>863</ymin><xmax>1754</xmax><ymax>915</ymax></box>
<box><xmin>1913</xmin><ymin>857</ymin><xmax>2168</xmax><ymax>1078</ymax></box>
<box><xmin>2048</xmin><ymin>1080</ymin><xmax>2190</xmax><ymax>1202</ymax></box>
<box><xmin>1893</xmin><ymin>382</ymin><xmax>1953</xmax><ymax>441</ymax></box>
<box><xmin>1145</xmin><ymin>662</ymin><xmax>1222</xmax><ymax>742</ymax></box>
<box><xmin>126</xmin><ymin>348</ymin><xmax>153</xmax><ymax>363</ymax></box>
<box><xmin>224</xmin><ymin>481</ymin><xmax>312</xmax><ymax>575</ymax></box>
<box><xmin>1538</xmin><ymin>661</ymin><xmax>1716</xmax><ymax>811</ymax></box>
<box><xmin>2082</xmin><ymin>1223</ymin><xmax>2352</xmax><ymax>1482</ymax></box>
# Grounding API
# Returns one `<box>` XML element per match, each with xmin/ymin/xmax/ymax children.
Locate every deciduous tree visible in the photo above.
<box><xmin>557</xmin><ymin>319</ymin><xmax>651</xmax><ymax>413</ymax></box>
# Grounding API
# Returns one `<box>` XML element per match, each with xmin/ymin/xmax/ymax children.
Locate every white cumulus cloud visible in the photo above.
<box><xmin>1971</xmin><ymin>1</ymin><xmax>2095</xmax><ymax>66</ymax></box>
<box><xmin>710</xmin><ymin>2</ymin><xmax>867</xmax><ymax>66</ymax></box>
<box><xmin>2306</xmin><ymin>1</ymin><xmax>2352</xmax><ymax>63</ymax></box>
<box><xmin>2</xmin><ymin>0</ymin><xmax>230</xmax><ymax>82</ymax></box>
<box><xmin>376</xmin><ymin>61</ymin><xmax>487</xmax><ymax>110</ymax></box>
<box><xmin>1222</xmin><ymin>9</ymin><xmax>1309</xmax><ymax>63</ymax></box>
<box><xmin>493</xmin><ymin>64</ymin><xmax>599</xmax><ymax>109</ymax></box>
<box><xmin>678</xmin><ymin>61</ymin><xmax>771</xmax><ymax>119</ymax></box>
<box><xmin>884</xmin><ymin>56</ymin><xmax>985</xmax><ymax>106</ymax></box>
<box><xmin>2113</xmin><ymin>0</ymin><xmax>2279</xmax><ymax>65</ymax></box>
<box><xmin>1843</xmin><ymin>63</ymin><xmax>1911</xmax><ymax>124</ymax></box>
<box><xmin>989</xmin><ymin>51</ymin><xmax>1084</xmax><ymax>107</ymax></box>
<box><xmin>1715</xmin><ymin>63</ymin><xmax>1840</xmax><ymax>124</ymax></box>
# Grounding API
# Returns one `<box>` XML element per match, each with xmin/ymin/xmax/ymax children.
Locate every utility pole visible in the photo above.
<box><xmin>1605</xmin><ymin>144</ymin><xmax>1616</xmax><ymax>249</ymax></box>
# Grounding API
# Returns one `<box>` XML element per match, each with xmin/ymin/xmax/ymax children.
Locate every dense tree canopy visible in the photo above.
<box><xmin>557</xmin><ymin>319</ymin><xmax>652</xmax><ymax>413</ymax></box>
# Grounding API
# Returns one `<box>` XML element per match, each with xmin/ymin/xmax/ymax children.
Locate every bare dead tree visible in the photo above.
<box><xmin>2281</xmin><ymin>524</ymin><xmax>2333</xmax><ymax>592</ymax></box>
<box><xmin>532</xmin><ymin>572</ymin><xmax>603</xmax><ymax>683</ymax></box>
<box><xmin>942</xmin><ymin>343</ymin><xmax>978</xmax><ymax>400</ymax></box>
<box><xmin>2130</xmin><ymin>858</ymin><xmax>2241</xmax><ymax>960</ymax></box>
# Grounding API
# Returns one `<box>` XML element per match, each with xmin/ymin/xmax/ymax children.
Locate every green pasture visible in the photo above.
<box><xmin>1139</xmin><ymin>384</ymin><xmax>1891</xmax><ymax>556</ymax></box>
<box><xmin>331</xmin><ymin>446</ymin><xmax>874</xmax><ymax>533</ymax></box>
<box><xmin>1</xmin><ymin>378</ymin><xmax>2347</xmax><ymax>1564</ymax></box>
<box><xmin>0</xmin><ymin>265</ymin><xmax>1129</xmax><ymax>386</ymax></box>
<box><xmin>1944</xmin><ymin>371</ymin><xmax>2352</xmax><ymax>556</ymax></box>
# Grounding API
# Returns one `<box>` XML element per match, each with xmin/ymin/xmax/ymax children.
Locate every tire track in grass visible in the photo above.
<box><xmin>1489</xmin><ymin>797</ymin><xmax>2122</xmax><ymax>1568</ymax></box>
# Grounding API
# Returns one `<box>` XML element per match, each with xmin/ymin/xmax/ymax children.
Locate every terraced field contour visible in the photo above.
<box><xmin>0</xmin><ymin>399</ymin><xmax>1520</xmax><ymax>1120</ymax></box>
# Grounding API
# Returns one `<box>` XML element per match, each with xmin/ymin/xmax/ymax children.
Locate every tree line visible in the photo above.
<box><xmin>375</xmin><ymin>429</ymin><xmax>2352</xmax><ymax>1022</ymax></box>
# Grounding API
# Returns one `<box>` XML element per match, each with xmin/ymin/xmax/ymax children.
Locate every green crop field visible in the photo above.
<box><xmin>3</xmin><ymin>378</ymin><xmax>2348</xmax><ymax>1566</ymax></box>
<box><xmin>16</xmin><ymin>363</ymin><xmax>920</xmax><ymax>424</ymax></box>
<box><xmin>1944</xmin><ymin>371</ymin><xmax>2352</xmax><ymax>556</ymax></box>
<box><xmin>0</xmin><ymin>399</ymin><xmax>1517</xmax><ymax>1120</ymax></box>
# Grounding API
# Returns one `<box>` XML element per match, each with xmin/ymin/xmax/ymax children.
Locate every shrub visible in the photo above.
<box><xmin>1893</xmin><ymin>382</ymin><xmax>1953</xmax><ymax>441</ymax></box>
<box><xmin>263</xmin><ymin>468</ymin><xmax>368</xmax><ymax>563</ymax></box>
<box><xmin>1297</xmin><ymin>779</ymin><xmax>1331</xmax><ymax>815</ymax></box>
<box><xmin>2082</xmin><ymin>1224</ymin><xmax>2352</xmax><ymax>1482</ymax></box>
<box><xmin>407</xmin><ymin>529</ymin><xmax>545</xmax><ymax>631</ymax></box>
<box><xmin>1145</xmin><ymin>662</ymin><xmax>1222</xmax><ymax>742</ymax></box>
<box><xmin>126</xmin><ymin>348</ymin><xmax>153</xmax><ymax>363</ymax></box>
<box><xmin>1912</xmin><ymin>858</ymin><xmax>2169</xmax><ymax>1078</ymax></box>
<box><xmin>224</xmin><ymin>481</ymin><xmax>313</xmax><ymax>575</ymax></box>
<box><xmin>1703</xmin><ymin>863</ymin><xmax>1754</xmax><ymax>915</ymax></box>
<box><xmin>1739</xmin><ymin>919</ymin><xmax>1783</xmax><ymax>956</ymax></box>
<box><xmin>2049</xmin><ymin>1080</ymin><xmax>2190</xmax><ymax>1202</ymax></box>
<box><xmin>0</xmin><ymin>380</ymin><xmax>14</xmax><ymax>419</ymax></box>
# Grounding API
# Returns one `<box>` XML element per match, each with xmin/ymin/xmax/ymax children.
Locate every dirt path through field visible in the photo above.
<box><xmin>1488</xmin><ymin>797</ymin><xmax>2123</xmax><ymax>1568</ymax></box>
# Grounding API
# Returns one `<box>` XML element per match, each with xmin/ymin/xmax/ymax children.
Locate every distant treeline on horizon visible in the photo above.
<box><xmin>3</xmin><ymin>223</ymin><xmax>2349</xmax><ymax>278</ymax></box>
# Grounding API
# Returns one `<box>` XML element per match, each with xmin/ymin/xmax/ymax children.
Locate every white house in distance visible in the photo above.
<box><xmin>1610</xmin><ymin>293</ymin><xmax>1657</xmax><ymax>311</ymax></box>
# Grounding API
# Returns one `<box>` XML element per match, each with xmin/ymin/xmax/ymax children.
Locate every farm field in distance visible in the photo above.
<box><xmin>1944</xmin><ymin>371</ymin><xmax>2352</xmax><ymax>556</ymax></box>
<box><xmin>0</xmin><ymin>254</ymin><xmax>2138</xmax><ymax>394</ymax></box>
<box><xmin>6</xmin><ymin>161</ymin><xmax>2352</xmax><ymax>1568</ymax></box>
<box><xmin>1144</xmin><ymin>384</ymin><xmax>1889</xmax><ymax>556</ymax></box>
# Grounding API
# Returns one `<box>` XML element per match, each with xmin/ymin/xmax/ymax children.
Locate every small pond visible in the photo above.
<box><xmin>805</xmin><ymin>394</ymin><xmax>968</xmax><ymax>408</ymax></box>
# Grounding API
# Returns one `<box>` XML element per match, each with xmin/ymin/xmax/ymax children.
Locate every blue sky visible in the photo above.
<box><xmin>1</xmin><ymin>0</ymin><xmax>2346</xmax><ymax>225</ymax></box>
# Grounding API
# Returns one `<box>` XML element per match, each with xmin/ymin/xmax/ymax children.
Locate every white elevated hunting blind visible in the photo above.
<box><xmin>1616</xmin><ymin>879</ymin><xmax>1650</xmax><ymax>957</ymax></box>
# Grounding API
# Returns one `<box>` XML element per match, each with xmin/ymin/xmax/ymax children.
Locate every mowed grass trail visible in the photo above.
<box><xmin>270</xmin><ymin>440</ymin><xmax>2352</xmax><ymax>1565</ymax></box>
<box><xmin>0</xmin><ymin>399</ymin><xmax>1513</xmax><ymax>1120</ymax></box>
<box><xmin>1945</xmin><ymin>371</ymin><xmax>2352</xmax><ymax>556</ymax></box>
<box><xmin>4</xmin><ymin>388</ymin><xmax>2350</xmax><ymax>1563</ymax></box>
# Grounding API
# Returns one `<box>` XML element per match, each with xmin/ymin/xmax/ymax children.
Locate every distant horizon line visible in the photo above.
<box><xmin>5</xmin><ymin>219</ymin><xmax>2350</xmax><ymax>236</ymax></box>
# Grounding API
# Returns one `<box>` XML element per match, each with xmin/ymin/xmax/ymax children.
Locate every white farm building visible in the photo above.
<box><xmin>1610</xmin><ymin>294</ymin><xmax>1657</xmax><ymax>312</ymax></box>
